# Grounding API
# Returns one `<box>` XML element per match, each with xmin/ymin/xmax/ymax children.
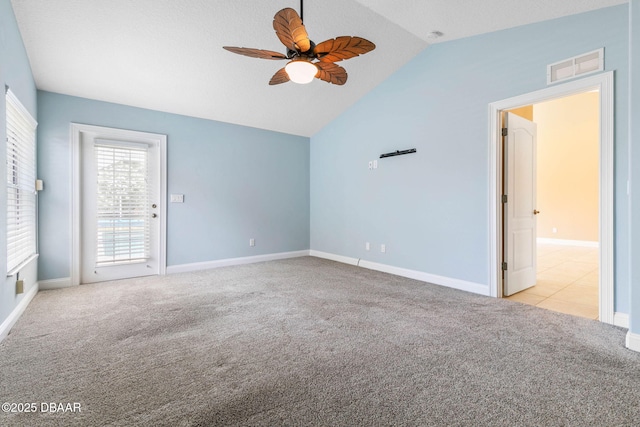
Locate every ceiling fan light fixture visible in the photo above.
<box><xmin>285</xmin><ymin>60</ymin><xmax>318</xmax><ymax>84</ymax></box>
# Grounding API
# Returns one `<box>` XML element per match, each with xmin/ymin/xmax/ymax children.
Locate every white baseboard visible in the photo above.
<box><xmin>308</xmin><ymin>250</ymin><xmax>359</xmax><ymax>266</ymax></box>
<box><xmin>310</xmin><ymin>251</ymin><xmax>489</xmax><ymax>296</ymax></box>
<box><xmin>614</xmin><ymin>312</ymin><xmax>629</xmax><ymax>329</ymax></box>
<box><xmin>359</xmin><ymin>260</ymin><xmax>490</xmax><ymax>296</ymax></box>
<box><xmin>38</xmin><ymin>277</ymin><xmax>73</xmax><ymax>290</ymax></box>
<box><xmin>0</xmin><ymin>283</ymin><xmax>39</xmax><ymax>343</ymax></box>
<box><xmin>536</xmin><ymin>238</ymin><xmax>599</xmax><ymax>248</ymax></box>
<box><xmin>166</xmin><ymin>250</ymin><xmax>310</xmax><ymax>274</ymax></box>
<box><xmin>626</xmin><ymin>331</ymin><xmax>640</xmax><ymax>353</ymax></box>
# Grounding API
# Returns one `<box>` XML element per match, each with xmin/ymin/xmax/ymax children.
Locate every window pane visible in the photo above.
<box><xmin>95</xmin><ymin>143</ymin><xmax>150</xmax><ymax>266</ymax></box>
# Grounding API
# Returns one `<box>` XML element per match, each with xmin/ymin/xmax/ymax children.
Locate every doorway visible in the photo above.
<box><xmin>488</xmin><ymin>71</ymin><xmax>614</xmax><ymax>324</ymax></box>
<box><xmin>71</xmin><ymin>124</ymin><xmax>167</xmax><ymax>285</ymax></box>
<box><xmin>503</xmin><ymin>92</ymin><xmax>600</xmax><ymax>319</ymax></box>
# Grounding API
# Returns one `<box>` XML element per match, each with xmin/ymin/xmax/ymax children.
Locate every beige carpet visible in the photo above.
<box><xmin>0</xmin><ymin>257</ymin><xmax>638</xmax><ymax>426</ymax></box>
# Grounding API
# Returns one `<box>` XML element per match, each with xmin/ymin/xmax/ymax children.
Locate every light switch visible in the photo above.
<box><xmin>171</xmin><ymin>194</ymin><xmax>184</xmax><ymax>203</ymax></box>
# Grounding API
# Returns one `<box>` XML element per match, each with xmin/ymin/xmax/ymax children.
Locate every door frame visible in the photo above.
<box><xmin>488</xmin><ymin>71</ymin><xmax>614</xmax><ymax>324</ymax></box>
<box><xmin>70</xmin><ymin>123</ymin><xmax>167</xmax><ymax>286</ymax></box>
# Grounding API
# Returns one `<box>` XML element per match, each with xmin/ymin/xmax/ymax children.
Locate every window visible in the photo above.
<box><xmin>95</xmin><ymin>141</ymin><xmax>150</xmax><ymax>265</ymax></box>
<box><xmin>6</xmin><ymin>88</ymin><xmax>37</xmax><ymax>274</ymax></box>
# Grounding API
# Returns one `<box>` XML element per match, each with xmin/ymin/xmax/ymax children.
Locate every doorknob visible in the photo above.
<box><xmin>151</xmin><ymin>213</ymin><xmax>157</xmax><ymax>218</ymax></box>
<box><xmin>533</xmin><ymin>210</ymin><xmax>540</xmax><ymax>215</ymax></box>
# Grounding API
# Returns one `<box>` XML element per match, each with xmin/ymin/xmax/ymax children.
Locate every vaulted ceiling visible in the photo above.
<box><xmin>11</xmin><ymin>0</ymin><xmax>627</xmax><ymax>136</ymax></box>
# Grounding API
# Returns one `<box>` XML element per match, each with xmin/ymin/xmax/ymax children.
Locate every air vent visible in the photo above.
<box><xmin>547</xmin><ymin>48</ymin><xmax>604</xmax><ymax>85</ymax></box>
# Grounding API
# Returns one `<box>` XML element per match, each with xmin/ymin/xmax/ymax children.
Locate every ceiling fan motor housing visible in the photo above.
<box><xmin>288</xmin><ymin>40</ymin><xmax>316</xmax><ymax>59</ymax></box>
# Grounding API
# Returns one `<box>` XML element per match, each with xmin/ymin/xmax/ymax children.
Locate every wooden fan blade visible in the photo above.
<box><xmin>223</xmin><ymin>46</ymin><xmax>287</xmax><ymax>60</ymax></box>
<box><xmin>315</xmin><ymin>62</ymin><xmax>347</xmax><ymax>85</ymax></box>
<box><xmin>273</xmin><ymin>8</ymin><xmax>311</xmax><ymax>52</ymax></box>
<box><xmin>313</xmin><ymin>36</ymin><xmax>376</xmax><ymax>63</ymax></box>
<box><xmin>269</xmin><ymin>67</ymin><xmax>290</xmax><ymax>85</ymax></box>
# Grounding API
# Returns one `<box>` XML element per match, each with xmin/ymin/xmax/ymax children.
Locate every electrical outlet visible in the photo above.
<box><xmin>368</xmin><ymin>161</ymin><xmax>373</xmax><ymax>170</ymax></box>
<box><xmin>373</xmin><ymin>160</ymin><xmax>378</xmax><ymax>169</ymax></box>
<box><xmin>249</xmin><ymin>238</ymin><xmax>255</xmax><ymax>247</ymax></box>
<box><xmin>365</xmin><ymin>242</ymin><xmax>370</xmax><ymax>251</ymax></box>
<box><xmin>16</xmin><ymin>279</ymin><xmax>24</xmax><ymax>294</ymax></box>
<box><xmin>170</xmin><ymin>194</ymin><xmax>184</xmax><ymax>203</ymax></box>
<box><xmin>381</xmin><ymin>244</ymin><xmax>386</xmax><ymax>253</ymax></box>
<box><xmin>552</xmin><ymin>227</ymin><xmax>558</xmax><ymax>234</ymax></box>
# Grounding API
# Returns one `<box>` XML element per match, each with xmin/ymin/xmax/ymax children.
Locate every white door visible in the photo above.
<box><xmin>503</xmin><ymin>112</ymin><xmax>538</xmax><ymax>296</ymax></box>
<box><xmin>81</xmin><ymin>133</ymin><xmax>162</xmax><ymax>284</ymax></box>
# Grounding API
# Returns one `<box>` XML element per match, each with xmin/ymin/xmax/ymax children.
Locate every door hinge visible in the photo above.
<box><xmin>501</xmin><ymin>128</ymin><xmax>508</xmax><ymax>137</ymax></box>
<box><xmin>502</xmin><ymin>262</ymin><xmax>508</xmax><ymax>271</ymax></box>
<box><xmin>502</xmin><ymin>194</ymin><xmax>508</xmax><ymax>203</ymax></box>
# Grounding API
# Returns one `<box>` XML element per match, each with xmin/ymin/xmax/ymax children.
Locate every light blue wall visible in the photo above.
<box><xmin>0</xmin><ymin>0</ymin><xmax>38</xmax><ymax>328</ymax></box>
<box><xmin>37</xmin><ymin>91</ymin><xmax>310</xmax><ymax>280</ymax></box>
<box><xmin>310</xmin><ymin>6</ymin><xmax>630</xmax><ymax>312</ymax></box>
<box><xmin>629</xmin><ymin>0</ymin><xmax>640</xmax><ymax>333</ymax></box>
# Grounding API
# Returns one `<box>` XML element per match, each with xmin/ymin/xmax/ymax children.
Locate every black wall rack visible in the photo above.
<box><xmin>380</xmin><ymin>148</ymin><xmax>417</xmax><ymax>159</ymax></box>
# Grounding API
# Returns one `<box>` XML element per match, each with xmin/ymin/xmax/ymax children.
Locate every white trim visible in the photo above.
<box><xmin>308</xmin><ymin>250</ymin><xmax>358</xmax><ymax>266</ymax></box>
<box><xmin>0</xmin><ymin>283</ymin><xmax>38</xmax><ymax>343</ymax></box>
<box><xmin>309</xmin><ymin>251</ymin><xmax>489</xmax><ymax>296</ymax></box>
<box><xmin>488</xmin><ymin>71</ymin><xmax>615</xmax><ymax>325</ymax></box>
<box><xmin>71</xmin><ymin>124</ymin><xmax>80</xmax><ymax>286</ymax></box>
<box><xmin>614</xmin><ymin>312</ymin><xmax>629</xmax><ymax>329</ymax></box>
<box><xmin>70</xmin><ymin>123</ymin><xmax>167</xmax><ymax>285</ymax></box>
<box><xmin>626</xmin><ymin>331</ymin><xmax>640</xmax><ymax>353</ymax></box>
<box><xmin>166</xmin><ymin>250</ymin><xmax>310</xmax><ymax>274</ymax></box>
<box><xmin>38</xmin><ymin>277</ymin><xmax>73</xmax><ymax>290</ymax></box>
<box><xmin>158</xmin><ymin>134</ymin><xmax>168</xmax><ymax>276</ymax></box>
<box><xmin>359</xmin><ymin>260</ymin><xmax>490</xmax><ymax>296</ymax></box>
<box><xmin>536</xmin><ymin>238</ymin><xmax>599</xmax><ymax>248</ymax></box>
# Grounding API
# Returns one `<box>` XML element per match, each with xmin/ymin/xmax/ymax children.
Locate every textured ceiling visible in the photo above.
<box><xmin>11</xmin><ymin>0</ymin><xmax>627</xmax><ymax>137</ymax></box>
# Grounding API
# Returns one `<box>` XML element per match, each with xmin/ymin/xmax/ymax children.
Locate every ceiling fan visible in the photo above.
<box><xmin>223</xmin><ymin>1</ymin><xmax>375</xmax><ymax>86</ymax></box>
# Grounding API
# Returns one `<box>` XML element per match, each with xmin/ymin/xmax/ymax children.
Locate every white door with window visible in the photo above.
<box><xmin>503</xmin><ymin>112</ymin><xmax>538</xmax><ymax>296</ymax></box>
<box><xmin>76</xmin><ymin>125</ymin><xmax>165</xmax><ymax>284</ymax></box>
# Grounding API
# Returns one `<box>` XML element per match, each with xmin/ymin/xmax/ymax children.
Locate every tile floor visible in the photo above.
<box><xmin>504</xmin><ymin>243</ymin><xmax>599</xmax><ymax>320</ymax></box>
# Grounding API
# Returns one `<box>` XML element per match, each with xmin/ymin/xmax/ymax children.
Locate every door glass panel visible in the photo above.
<box><xmin>95</xmin><ymin>143</ymin><xmax>149</xmax><ymax>266</ymax></box>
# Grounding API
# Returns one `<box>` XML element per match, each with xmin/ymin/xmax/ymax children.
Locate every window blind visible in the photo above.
<box><xmin>6</xmin><ymin>88</ymin><xmax>37</xmax><ymax>274</ymax></box>
<box><xmin>95</xmin><ymin>142</ymin><xmax>150</xmax><ymax>266</ymax></box>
